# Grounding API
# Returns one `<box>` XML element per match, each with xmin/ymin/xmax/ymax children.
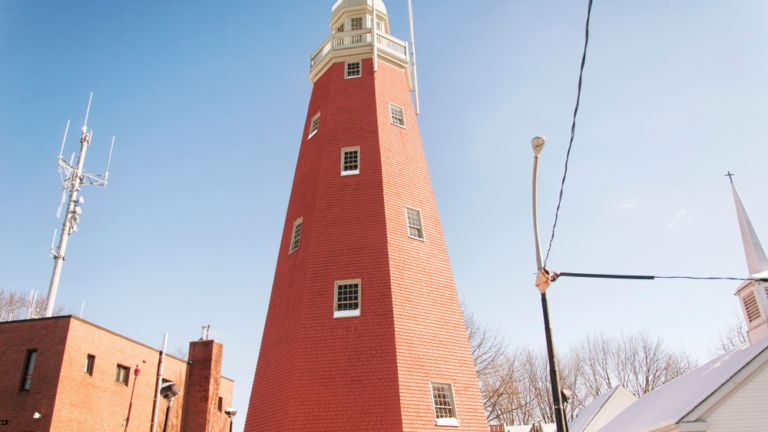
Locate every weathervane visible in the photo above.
<box><xmin>43</xmin><ymin>92</ymin><xmax>114</xmax><ymax>318</ymax></box>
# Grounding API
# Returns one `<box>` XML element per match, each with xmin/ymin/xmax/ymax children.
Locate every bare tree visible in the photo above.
<box><xmin>464</xmin><ymin>307</ymin><xmax>515</xmax><ymax>422</ymax></box>
<box><xmin>0</xmin><ymin>288</ymin><xmax>67</xmax><ymax>321</ymax></box>
<box><xmin>571</xmin><ymin>332</ymin><xmax>695</xmax><ymax>399</ymax></box>
<box><xmin>0</xmin><ymin>289</ymin><xmax>27</xmax><ymax>321</ymax></box>
<box><xmin>713</xmin><ymin>316</ymin><xmax>748</xmax><ymax>355</ymax></box>
<box><xmin>464</xmin><ymin>306</ymin><xmax>696</xmax><ymax>426</ymax></box>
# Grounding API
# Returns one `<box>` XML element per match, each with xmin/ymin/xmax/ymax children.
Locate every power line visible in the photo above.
<box><xmin>543</xmin><ymin>0</ymin><xmax>594</xmax><ymax>268</ymax></box>
<box><xmin>554</xmin><ymin>271</ymin><xmax>767</xmax><ymax>283</ymax></box>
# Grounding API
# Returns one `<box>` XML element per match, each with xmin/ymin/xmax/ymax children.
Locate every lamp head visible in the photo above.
<box><xmin>160</xmin><ymin>382</ymin><xmax>181</xmax><ymax>400</ymax></box>
<box><xmin>531</xmin><ymin>136</ymin><xmax>546</xmax><ymax>156</ymax></box>
<box><xmin>225</xmin><ymin>408</ymin><xmax>238</xmax><ymax>417</ymax></box>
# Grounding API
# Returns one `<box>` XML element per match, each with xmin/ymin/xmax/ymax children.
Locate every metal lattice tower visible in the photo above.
<box><xmin>44</xmin><ymin>93</ymin><xmax>114</xmax><ymax>317</ymax></box>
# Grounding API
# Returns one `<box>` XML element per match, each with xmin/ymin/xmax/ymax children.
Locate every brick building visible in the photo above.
<box><xmin>0</xmin><ymin>315</ymin><xmax>233</xmax><ymax>432</ymax></box>
<box><xmin>245</xmin><ymin>0</ymin><xmax>488</xmax><ymax>430</ymax></box>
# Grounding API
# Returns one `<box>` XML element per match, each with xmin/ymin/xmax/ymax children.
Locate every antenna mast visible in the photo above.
<box><xmin>44</xmin><ymin>93</ymin><xmax>115</xmax><ymax>317</ymax></box>
<box><xmin>407</xmin><ymin>0</ymin><xmax>420</xmax><ymax>115</ymax></box>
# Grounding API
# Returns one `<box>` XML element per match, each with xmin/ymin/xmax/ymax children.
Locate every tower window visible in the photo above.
<box><xmin>431</xmin><ymin>382</ymin><xmax>459</xmax><ymax>426</ymax></box>
<box><xmin>346</xmin><ymin>61</ymin><xmax>361</xmax><ymax>78</ymax></box>
<box><xmin>743</xmin><ymin>291</ymin><xmax>761</xmax><ymax>323</ymax></box>
<box><xmin>336</xmin><ymin>23</ymin><xmax>344</xmax><ymax>33</ymax></box>
<box><xmin>85</xmin><ymin>354</ymin><xmax>95</xmax><ymax>376</ymax></box>
<box><xmin>390</xmin><ymin>103</ymin><xmax>405</xmax><ymax>127</ymax></box>
<box><xmin>406</xmin><ymin>207</ymin><xmax>424</xmax><ymax>240</ymax></box>
<box><xmin>334</xmin><ymin>279</ymin><xmax>361</xmax><ymax>318</ymax></box>
<box><xmin>350</xmin><ymin>16</ymin><xmax>363</xmax><ymax>31</ymax></box>
<box><xmin>116</xmin><ymin>364</ymin><xmax>130</xmax><ymax>386</ymax></box>
<box><xmin>289</xmin><ymin>217</ymin><xmax>303</xmax><ymax>254</ymax></box>
<box><xmin>308</xmin><ymin>113</ymin><xmax>320</xmax><ymax>139</ymax></box>
<box><xmin>341</xmin><ymin>147</ymin><xmax>360</xmax><ymax>175</ymax></box>
<box><xmin>20</xmin><ymin>349</ymin><xmax>37</xmax><ymax>391</ymax></box>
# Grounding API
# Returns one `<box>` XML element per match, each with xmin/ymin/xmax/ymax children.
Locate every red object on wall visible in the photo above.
<box><xmin>245</xmin><ymin>1</ymin><xmax>488</xmax><ymax>430</ymax></box>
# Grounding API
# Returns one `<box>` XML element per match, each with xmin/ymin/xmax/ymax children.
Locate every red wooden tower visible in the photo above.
<box><xmin>244</xmin><ymin>1</ymin><xmax>488</xmax><ymax>430</ymax></box>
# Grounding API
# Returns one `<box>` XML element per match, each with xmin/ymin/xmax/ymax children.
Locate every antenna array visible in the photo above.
<box><xmin>43</xmin><ymin>93</ymin><xmax>115</xmax><ymax>318</ymax></box>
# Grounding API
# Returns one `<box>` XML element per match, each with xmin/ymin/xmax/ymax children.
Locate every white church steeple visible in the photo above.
<box><xmin>729</xmin><ymin>173</ymin><xmax>768</xmax><ymax>344</ymax></box>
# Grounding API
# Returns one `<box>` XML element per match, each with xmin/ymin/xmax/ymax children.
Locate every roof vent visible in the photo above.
<box><xmin>743</xmin><ymin>291</ymin><xmax>761</xmax><ymax>324</ymax></box>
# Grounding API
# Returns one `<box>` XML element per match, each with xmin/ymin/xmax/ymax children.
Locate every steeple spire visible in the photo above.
<box><xmin>729</xmin><ymin>173</ymin><xmax>768</xmax><ymax>276</ymax></box>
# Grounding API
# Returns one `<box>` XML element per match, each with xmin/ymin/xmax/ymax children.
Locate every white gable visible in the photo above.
<box><xmin>698</xmin><ymin>360</ymin><xmax>768</xmax><ymax>431</ymax></box>
<box><xmin>598</xmin><ymin>336</ymin><xmax>768</xmax><ymax>432</ymax></box>
<box><xmin>570</xmin><ymin>386</ymin><xmax>636</xmax><ymax>432</ymax></box>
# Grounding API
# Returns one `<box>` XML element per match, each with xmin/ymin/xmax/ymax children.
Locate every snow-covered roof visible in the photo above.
<box><xmin>598</xmin><ymin>336</ymin><xmax>768</xmax><ymax>432</ymax></box>
<box><xmin>570</xmin><ymin>386</ymin><xmax>636</xmax><ymax>432</ymax></box>
<box><xmin>505</xmin><ymin>426</ymin><xmax>532</xmax><ymax>432</ymax></box>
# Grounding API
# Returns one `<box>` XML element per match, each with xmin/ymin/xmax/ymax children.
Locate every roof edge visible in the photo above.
<box><xmin>680</xmin><ymin>341</ymin><xmax>768</xmax><ymax>422</ymax></box>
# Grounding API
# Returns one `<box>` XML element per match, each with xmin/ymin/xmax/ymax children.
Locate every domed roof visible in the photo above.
<box><xmin>331</xmin><ymin>0</ymin><xmax>387</xmax><ymax>19</ymax></box>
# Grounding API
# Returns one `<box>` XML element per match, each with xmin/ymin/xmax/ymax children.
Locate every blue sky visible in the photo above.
<box><xmin>2</xmin><ymin>1</ymin><xmax>768</xmax><ymax>430</ymax></box>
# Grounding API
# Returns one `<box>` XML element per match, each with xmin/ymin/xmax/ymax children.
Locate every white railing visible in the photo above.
<box><xmin>310</xmin><ymin>36</ymin><xmax>332</xmax><ymax>69</ymax></box>
<box><xmin>334</xmin><ymin>29</ymin><xmax>371</xmax><ymax>48</ymax></box>
<box><xmin>310</xmin><ymin>30</ymin><xmax>408</xmax><ymax>72</ymax></box>
<box><xmin>376</xmin><ymin>32</ymin><xmax>407</xmax><ymax>57</ymax></box>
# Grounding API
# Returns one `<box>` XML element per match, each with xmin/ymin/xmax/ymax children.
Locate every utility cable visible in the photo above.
<box><xmin>544</xmin><ymin>0</ymin><xmax>594</xmax><ymax>268</ymax></box>
<box><xmin>552</xmin><ymin>271</ymin><xmax>768</xmax><ymax>283</ymax></box>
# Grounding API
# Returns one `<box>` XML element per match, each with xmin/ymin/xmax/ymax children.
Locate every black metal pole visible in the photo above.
<box><xmin>229</xmin><ymin>417</ymin><xmax>234</xmax><ymax>432</ymax></box>
<box><xmin>162</xmin><ymin>400</ymin><xmax>172</xmax><ymax>432</ymax></box>
<box><xmin>541</xmin><ymin>292</ymin><xmax>567</xmax><ymax>432</ymax></box>
<box><xmin>531</xmin><ymin>141</ymin><xmax>568</xmax><ymax>432</ymax></box>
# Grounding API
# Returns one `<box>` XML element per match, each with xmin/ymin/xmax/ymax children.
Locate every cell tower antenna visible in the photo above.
<box><xmin>82</xmin><ymin>91</ymin><xmax>93</xmax><ymax>132</ymax></box>
<box><xmin>26</xmin><ymin>290</ymin><xmax>38</xmax><ymax>319</ymax></box>
<box><xmin>44</xmin><ymin>93</ymin><xmax>116</xmax><ymax>317</ymax></box>
<box><xmin>104</xmin><ymin>136</ymin><xmax>115</xmax><ymax>183</ymax></box>
<box><xmin>58</xmin><ymin>120</ymin><xmax>70</xmax><ymax>159</ymax></box>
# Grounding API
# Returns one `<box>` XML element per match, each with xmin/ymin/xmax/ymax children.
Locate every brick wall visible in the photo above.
<box><xmin>180</xmin><ymin>340</ymin><xmax>228</xmax><ymax>432</ymax></box>
<box><xmin>246</xmin><ymin>57</ymin><xmax>403</xmax><ymax>431</ymax></box>
<box><xmin>376</xmin><ymin>59</ymin><xmax>489</xmax><ymax>431</ymax></box>
<box><xmin>0</xmin><ymin>317</ymin><xmax>69</xmax><ymax>431</ymax></box>
<box><xmin>245</xmin><ymin>54</ymin><xmax>487</xmax><ymax>431</ymax></box>
<box><xmin>0</xmin><ymin>316</ymin><xmax>232</xmax><ymax>432</ymax></box>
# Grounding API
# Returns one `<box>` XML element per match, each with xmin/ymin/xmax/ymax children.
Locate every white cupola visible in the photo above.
<box><xmin>729</xmin><ymin>177</ymin><xmax>768</xmax><ymax>344</ymax></box>
<box><xmin>310</xmin><ymin>0</ymin><xmax>412</xmax><ymax>85</ymax></box>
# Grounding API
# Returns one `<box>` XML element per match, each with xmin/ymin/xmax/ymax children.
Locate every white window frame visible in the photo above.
<box><xmin>405</xmin><ymin>207</ymin><xmax>425</xmax><ymax>240</ymax></box>
<box><xmin>341</xmin><ymin>146</ymin><xmax>360</xmax><ymax>176</ymax></box>
<box><xmin>350</xmin><ymin>15</ymin><xmax>364</xmax><ymax>31</ymax></box>
<box><xmin>308</xmin><ymin>113</ymin><xmax>320</xmax><ymax>139</ymax></box>
<box><xmin>333</xmin><ymin>279</ymin><xmax>361</xmax><ymax>318</ymax></box>
<box><xmin>345</xmin><ymin>60</ymin><xmax>362</xmax><ymax>79</ymax></box>
<box><xmin>389</xmin><ymin>103</ymin><xmax>406</xmax><ymax>128</ymax></box>
<box><xmin>430</xmin><ymin>382</ymin><xmax>459</xmax><ymax>427</ymax></box>
<box><xmin>289</xmin><ymin>217</ymin><xmax>303</xmax><ymax>254</ymax></box>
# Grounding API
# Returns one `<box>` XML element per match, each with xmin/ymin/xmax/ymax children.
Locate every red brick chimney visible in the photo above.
<box><xmin>180</xmin><ymin>339</ymin><xmax>223</xmax><ymax>432</ymax></box>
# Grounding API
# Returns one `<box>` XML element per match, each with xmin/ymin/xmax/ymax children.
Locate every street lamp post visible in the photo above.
<box><xmin>225</xmin><ymin>408</ymin><xmax>238</xmax><ymax>432</ymax></box>
<box><xmin>531</xmin><ymin>136</ymin><xmax>568</xmax><ymax>432</ymax></box>
<box><xmin>159</xmin><ymin>381</ymin><xmax>180</xmax><ymax>432</ymax></box>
